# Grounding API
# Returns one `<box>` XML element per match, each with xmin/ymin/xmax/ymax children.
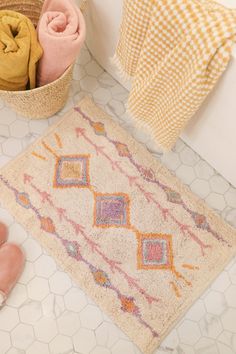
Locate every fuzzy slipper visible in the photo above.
<box><xmin>0</xmin><ymin>222</ymin><xmax>8</xmax><ymax>246</ymax></box>
<box><xmin>0</xmin><ymin>243</ymin><xmax>25</xmax><ymax>307</ymax></box>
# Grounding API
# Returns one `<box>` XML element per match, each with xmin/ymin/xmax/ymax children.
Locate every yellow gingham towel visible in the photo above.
<box><xmin>114</xmin><ymin>0</ymin><xmax>236</xmax><ymax>150</ymax></box>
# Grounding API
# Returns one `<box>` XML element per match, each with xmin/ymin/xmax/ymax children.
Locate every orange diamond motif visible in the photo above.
<box><xmin>53</xmin><ymin>155</ymin><xmax>90</xmax><ymax>188</ymax></box>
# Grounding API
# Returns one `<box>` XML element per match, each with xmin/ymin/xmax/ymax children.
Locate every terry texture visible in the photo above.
<box><xmin>37</xmin><ymin>0</ymin><xmax>86</xmax><ymax>86</ymax></box>
<box><xmin>0</xmin><ymin>97</ymin><xmax>235</xmax><ymax>353</ymax></box>
<box><xmin>0</xmin><ymin>10</ymin><xmax>43</xmax><ymax>91</ymax></box>
<box><xmin>114</xmin><ymin>0</ymin><xmax>236</xmax><ymax>150</ymax></box>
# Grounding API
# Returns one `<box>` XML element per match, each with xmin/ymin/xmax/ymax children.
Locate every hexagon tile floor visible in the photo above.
<box><xmin>0</xmin><ymin>46</ymin><xmax>236</xmax><ymax>354</ymax></box>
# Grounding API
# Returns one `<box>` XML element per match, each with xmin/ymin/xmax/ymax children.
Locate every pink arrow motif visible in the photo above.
<box><xmin>40</xmin><ymin>191</ymin><xmax>52</xmax><ymax>204</ymax></box>
<box><xmin>112</xmin><ymin>160</ymin><xmax>123</xmax><ymax>173</ymax></box>
<box><xmin>24</xmin><ymin>175</ymin><xmax>53</xmax><ymax>205</ymax></box>
<box><xmin>75</xmin><ymin>127</ymin><xmax>86</xmax><ymax>137</ymax></box>
<box><xmin>23</xmin><ymin>174</ymin><xmax>33</xmax><ymax>184</ymax></box>
<box><xmin>110</xmin><ymin>160</ymin><xmax>121</xmax><ymax>171</ymax></box>
<box><xmin>73</xmin><ymin>222</ymin><xmax>86</xmax><ymax>235</ymax></box>
<box><xmin>162</xmin><ymin>208</ymin><xmax>169</xmax><ymax>220</ymax></box>
<box><xmin>57</xmin><ymin>207</ymin><xmax>67</xmax><ymax>221</ymax></box>
<box><xmin>144</xmin><ymin>191</ymin><xmax>155</xmax><ymax>203</ymax></box>
<box><xmin>136</xmin><ymin>183</ymin><xmax>154</xmax><ymax>203</ymax></box>
<box><xmin>94</xmin><ymin>145</ymin><xmax>105</xmax><ymax>156</ymax></box>
<box><xmin>180</xmin><ymin>224</ymin><xmax>190</xmax><ymax>232</ymax></box>
<box><xmin>127</xmin><ymin>175</ymin><xmax>139</xmax><ymax>187</ymax></box>
<box><xmin>63</xmin><ymin>216</ymin><xmax>86</xmax><ymax>235</ymax></box>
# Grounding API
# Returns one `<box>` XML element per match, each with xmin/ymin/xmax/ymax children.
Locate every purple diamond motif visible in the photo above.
<box><xmin>95</xmin><ymin>194</ymin><xmax>129</xmax><ymax>227</ymax></box>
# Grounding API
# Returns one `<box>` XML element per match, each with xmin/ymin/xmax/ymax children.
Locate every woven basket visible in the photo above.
<box><xmin>0</xmin><ymin>0</ymin><xmax>75</xmax><ymax>119</ymax></box>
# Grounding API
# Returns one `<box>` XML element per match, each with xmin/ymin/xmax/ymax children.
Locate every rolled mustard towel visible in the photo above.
<box><xmin>0</xmin><ymin>10</ymin><xmax>43</xmax><ymax>91</ymax></box>
<box><xmin>37</xmin><ymin>0</ymin><xmax>86</xmax><ymax>87</ymax></box>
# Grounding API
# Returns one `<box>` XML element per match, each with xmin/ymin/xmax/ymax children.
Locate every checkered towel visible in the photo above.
<box><xmin>114</xmin><ymin>0</ymin><xmax>236</xmax><ymax>150</ymax></box>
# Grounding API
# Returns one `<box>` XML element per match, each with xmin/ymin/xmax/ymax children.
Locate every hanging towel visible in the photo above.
<box><xmin>37</xmin><ymin>0</ymin><xmax>86</xmax><ymax>87</ymax></box>
<box><xmin>0</xmin><ymin>10</ymin><xmax>43</xmax><ymax>91</ymax></box>
<box><xmin>114</xmin><ymin>0</ymin><xmax>236</xmax><ymax>150</ymax></box>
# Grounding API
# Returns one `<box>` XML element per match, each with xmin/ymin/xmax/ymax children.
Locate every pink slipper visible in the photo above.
<box><xmin>0</xmin><ymin>222</ymin><xmax>8</xmax><ymax>246</ymax></box>
<box><xmin>0</xmin><ymin>243</ymin><xmax>25</xmax><ymax>307</ymax></box>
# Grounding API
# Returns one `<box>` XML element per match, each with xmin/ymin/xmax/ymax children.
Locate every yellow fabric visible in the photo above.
<box><xmin>0</xmin><ymin>10</ymin><xmax>43</xmax><ymax>91</ymax></box>
<box><xmin>115</xmin><ymin>0</ymin><xmax>236</xmax><ymax>150</ymax></box>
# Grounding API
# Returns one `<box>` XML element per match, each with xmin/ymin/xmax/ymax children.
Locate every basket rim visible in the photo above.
<box><xmin>0</xmin><ymin>64</ymin><xmax>74</xmax><ymax>96</ymax></box>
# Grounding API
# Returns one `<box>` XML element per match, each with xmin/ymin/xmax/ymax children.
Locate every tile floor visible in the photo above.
<box><xmin>0</xmin><ymin>46</ymin><xmax>236</xmax><ymax>354</ymax></box>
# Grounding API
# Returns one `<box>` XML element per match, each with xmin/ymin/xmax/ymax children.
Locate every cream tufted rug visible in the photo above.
<box><xmin>0</xmin><ymin>97</ymin><xmax>235</xmax><ymax>354</ymax></box>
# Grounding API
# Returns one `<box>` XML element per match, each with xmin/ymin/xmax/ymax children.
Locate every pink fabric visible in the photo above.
<box><xmin>37</xmin><ymin>0</ymin><xmax>86</xmax><ymax>86</ymax></box>
<box><xmin>0</xmin><ymin>243</ymin><xmax>25</xmax><ymax>306</ymax></box>
<box><xmin>146</xmin><ymin>243</ymin><xmax>162</xmax><ymax>262</ymax></box>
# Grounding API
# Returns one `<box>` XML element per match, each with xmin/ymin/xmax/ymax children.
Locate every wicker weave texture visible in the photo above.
<box><xmin>0</xmin><ymin>0</ymin><xmax>44</xmax><ymax>26</ymax></box>
<box><xmin>0</xmin><ymin>65</ymin><xmax>74</xmax><ymax>119</ymax></box>
<box><xmin>0</xmin><ymin>0</ymin><xmax>74</xmax><ymax>119</ymax></box>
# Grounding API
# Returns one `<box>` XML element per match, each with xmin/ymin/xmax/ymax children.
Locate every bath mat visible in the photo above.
<box><xmin>0</xmin><ymin>97</ymin><xmax>235</xmax><ymax>354</ymax></box>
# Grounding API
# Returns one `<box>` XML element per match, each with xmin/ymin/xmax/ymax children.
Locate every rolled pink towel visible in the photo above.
<box><xmin>37</xmin><ymin>0</ymin><xmax>86</xmax><ymax>86</ymax></box>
